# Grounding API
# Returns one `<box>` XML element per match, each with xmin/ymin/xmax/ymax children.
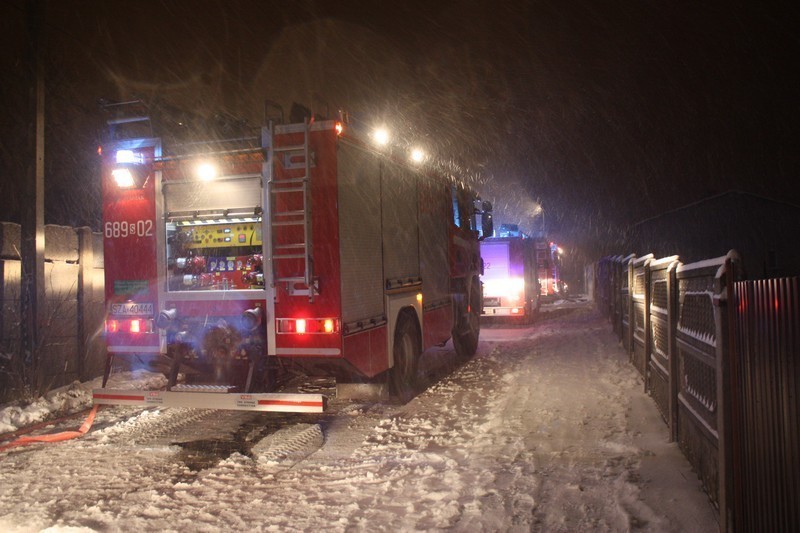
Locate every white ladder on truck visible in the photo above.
<box><xmin>265</xmin><ymin>120</ymin><xmax>316</xmax><ymax>301</ymax></box>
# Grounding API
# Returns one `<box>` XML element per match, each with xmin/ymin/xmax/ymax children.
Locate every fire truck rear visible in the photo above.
<box><xmin>480</xmin><ymin>224</ymin><xmax>539</xmax><ymax>321</ymax></box>
<box><xmin>93</xmin><ymin>101</ymin><xmax>492</xmax><ymax>412</ymax></box>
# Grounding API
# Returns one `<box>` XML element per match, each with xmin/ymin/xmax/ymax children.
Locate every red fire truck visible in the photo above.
<box><xmin>93</xmin><ymin>101</ymin><xmax>492</xmax><ymax>412</ymax></box>
<box><xmin>480</xmin><ymin>225</ymin><xmax>539</xmax><ymax>321</ymax></box>
<box><xmin>536</xmin><ymin>239</ymin><xmax>562</xmax><ymax>303</ymax></box>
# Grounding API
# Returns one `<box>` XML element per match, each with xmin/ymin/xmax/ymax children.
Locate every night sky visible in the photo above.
<box><xmin>2</xmin><ymin>0</ymin><xmax>798</xmax><ymax>262</ymax></box>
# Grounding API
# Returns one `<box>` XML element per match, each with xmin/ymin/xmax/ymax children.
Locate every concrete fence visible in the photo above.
<box><xmin>595</xmin><ymin>251</ymin><xmax>799</xmax><ymax>532</ymax></box>
<box><xmin>0</xmin><ymin>222</ymin><xmax>105</xmax><ymax>403</ymax></box>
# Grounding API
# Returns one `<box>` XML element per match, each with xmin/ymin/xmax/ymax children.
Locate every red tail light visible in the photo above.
<box><xmin>277</xmin><ymin>318</ymin><xmax>339</xmax><ymax>335</ymax></box>
<box><xmin>106</xmin><ymin>318</ymin><xmax>154</xmax><ymax>334</ymax></box>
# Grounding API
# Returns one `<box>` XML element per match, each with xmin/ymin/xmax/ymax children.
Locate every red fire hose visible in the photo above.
<box><xmin>0</xmin><ymin>405</ymin><xmax>100</xmax><ymax>453</ymax></box>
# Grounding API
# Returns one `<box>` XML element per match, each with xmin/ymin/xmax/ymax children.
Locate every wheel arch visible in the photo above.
<box><xmin>386</xmin><ymin>290</ymin><xmax>423</xmax><ymax>368</ymax></box>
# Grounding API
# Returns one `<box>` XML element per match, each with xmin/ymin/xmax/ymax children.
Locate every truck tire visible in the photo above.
<box><xmin>453</xmin><ymin>277</ymin><xmax>481</xmax><ymax>359</ymax></box>
<box><xmin>390</xmin><ymin>310</ymin><xmax>421</xmax><ymax>403</ymax></box>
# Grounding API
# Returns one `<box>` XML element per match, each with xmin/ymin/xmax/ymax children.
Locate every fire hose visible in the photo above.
<box><xmin>0</xmin><ymin>405</ymin><xmax>100</xmax><ymax>453</ymax></box>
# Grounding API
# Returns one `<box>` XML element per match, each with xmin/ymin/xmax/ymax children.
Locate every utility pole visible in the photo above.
<box><xmin>21</xmin><ymin>0</ymin><xmax>46</xmax><ymax>389</ymax></box>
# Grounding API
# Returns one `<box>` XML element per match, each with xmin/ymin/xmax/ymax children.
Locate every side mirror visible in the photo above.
<box><xmin>482</xmin><ymin>200</ymin><xmax>492</xmax><ymax>212</ymax></box>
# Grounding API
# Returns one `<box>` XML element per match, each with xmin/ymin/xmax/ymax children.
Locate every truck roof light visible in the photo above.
<box><xmin>115</xmin><ymin>149</ymin><xmax>136</xmax><ymax>164</ymax></box>
<box><xmin>112</xmin><ymin>168</ymin><xmax>136</xmax><ymax>188</ymax></box>
<box><xmin>372</xmin><ymin>127</ymin><xmax>390</xmax><ymax>146</ymax></box>
<box><xmin>196</xmin><ymin>162</ymin><xmax>217</xmax><ymax>181</ymax></box>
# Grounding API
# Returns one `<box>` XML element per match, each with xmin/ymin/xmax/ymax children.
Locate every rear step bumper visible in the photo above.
<box><xmin>93</xmin><ymin>389</ymin><xmax>327</xmax><ymax>413</ymax></box>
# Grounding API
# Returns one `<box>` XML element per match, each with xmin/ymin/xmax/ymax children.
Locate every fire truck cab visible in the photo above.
<box><xmin>94</xmin><ymin>101</ymin><xmax>492</xmax><ymax>412</ymax></box>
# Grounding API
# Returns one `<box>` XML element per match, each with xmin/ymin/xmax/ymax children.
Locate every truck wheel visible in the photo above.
<box><xmin>390</xmin><ymin>311</ymin><xmax>421</xmax><ymax>403</ymax></box>
<box><xmin>453</xmin><ymin>278</ymin><xmax>481</xmax><ymax>359</ymax></box>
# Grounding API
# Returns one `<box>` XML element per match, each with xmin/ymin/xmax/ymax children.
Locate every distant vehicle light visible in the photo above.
<box><xmin>112</xmin><ymin>168</ymin><xmax>136</xmax><ymax>189</ymax></box>
<box><xmin>106</xmin><ymin>320</ymin><xmax>119</xmax><ymax>333</ymax></box>
<box><xmin>197</xmin><ymin>162</ymin><xmax>217</xmax><ymax>181</ymax></box>
<box><xmin>416</xmin><ymin>293</ymin><xmax>423</xmax><ymax>304</ymax></box>
<box><xmin>483</xmin><ymin>277</ymin><xmax>524</xmax><ymax>300</ymax></box>
<box><xmin>323</xmin><ymin>319</ymin><xmax>335</xmax><ymax>333</ymax></box>
<box><xmin>335</xmin><ymin>121</ymin><xmax>344</xmax><ymax>136</ymax></box>
<box><xmin>410</xmin><ymin>148</ymin><xmax>426</xmax><ymax>163</ymax></box>
<box><xmin>372</xmin><ymin>127</ymin><xmax>390</xmax><ymax>146</ymax></box>
<box><xmin>129</xmin><ymin>319</ymin><xmax>141</xmax><ymax>333</ymax></box>
<box><xmin>296</xmin><ymin>319</ymin><xmax>307</xmax><ymax>334</ymax></box>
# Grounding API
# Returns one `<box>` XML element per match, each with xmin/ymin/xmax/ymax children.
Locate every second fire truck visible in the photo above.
<box><xmin>480</xmin><ymin>224</ymin><xmax>539</xmax><ymax>321</ymax></box>
<box><xmin>93</xmin><ymin>101</ymin><xmax>492</xmax><ymax>412</ymax></box>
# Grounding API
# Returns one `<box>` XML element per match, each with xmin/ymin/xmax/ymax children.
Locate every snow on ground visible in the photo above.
<box><xmin>0</xmin><ymin>300</ymin><xmax>719</xmax><ymax>532</ymax></box>
<box><xmin>0</xmin><ymin>372</ymin><xmax>167</xmax><ymax>435</ymax></box>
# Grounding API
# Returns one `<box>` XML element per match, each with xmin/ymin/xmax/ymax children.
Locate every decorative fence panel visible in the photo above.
<box><xmin>631</xmin><ymin>254</ymin><xmax>652</xmax><ymax>377</ymax></box>
<box><xmin>674</xmin><ymin>255</ymin><xmax>738</xmax><ymax>511</ymax></box>
<box><xmin>621</xmin><ymin>254</ymin><xmax>634</xmax><ymax>353</ymax></box>
<box><xmin>611</xmin><ymin>256</ymin><xmax>624</xmax><ymax>340</ymax></box>
<box><xmin>645</xmin><ymin>256</ymin><xmax>679</xmax><ymax>430</ymax></box>
<box><xmin>595</xmin><ymin>257</ymin><xmax>614</xmax><ymax>319</ymax></box>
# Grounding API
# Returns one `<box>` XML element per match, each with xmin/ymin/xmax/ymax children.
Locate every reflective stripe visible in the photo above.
<box><xmin>275</xmin><ymin>347</ymin><xmax>340</xmax><ymax>356</ymax></box>
<box><xmin>108</xmin><ymin>346</ymin><xmax>161</xmax><ymax>354</ymax></box>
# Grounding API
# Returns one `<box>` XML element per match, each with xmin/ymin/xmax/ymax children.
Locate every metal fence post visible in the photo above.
<box><xmin>716</xmin><ymin>254</ymin><xmax>739</xmax><ymax>532</ymax></box>
<box><xmin>644</xmin><ymin>259</ymin><xmax>652</xmax><ymax>393</ymax></box>
<box><xmin>667</xmin><ymin>260</ymin><xmax>680</xmax><ymax>442</ymax></box>
<box><xmin>77</xmin><ymin>227</ymin><xmax>93</xmax><ymax>380</ymax></box>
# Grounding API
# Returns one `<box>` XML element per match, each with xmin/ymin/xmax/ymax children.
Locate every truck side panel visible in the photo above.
<box><xmin>337</xmin><ymin>141</ymin><xmax>384</xmax><ymax>325</ymax></box>
<box><xmin>419</xmin><ymin>177</ymin><xmax>454</xmax><ymax>346</ymax></box>
<box><xmin>341</xmin><ymin>319</ymin><xmax>388</xmax><ymax>377</ymax></box>
<box><xmin>381</xmin><ymin>160</ymin><xmax>420</xmax><ymax>283</ymax></box>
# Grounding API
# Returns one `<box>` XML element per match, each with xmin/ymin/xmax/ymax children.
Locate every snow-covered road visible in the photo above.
<box><xmin>0</xmin><ymin>301</ymin><xmax>718</xmax><ymax>532</ymax></box>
